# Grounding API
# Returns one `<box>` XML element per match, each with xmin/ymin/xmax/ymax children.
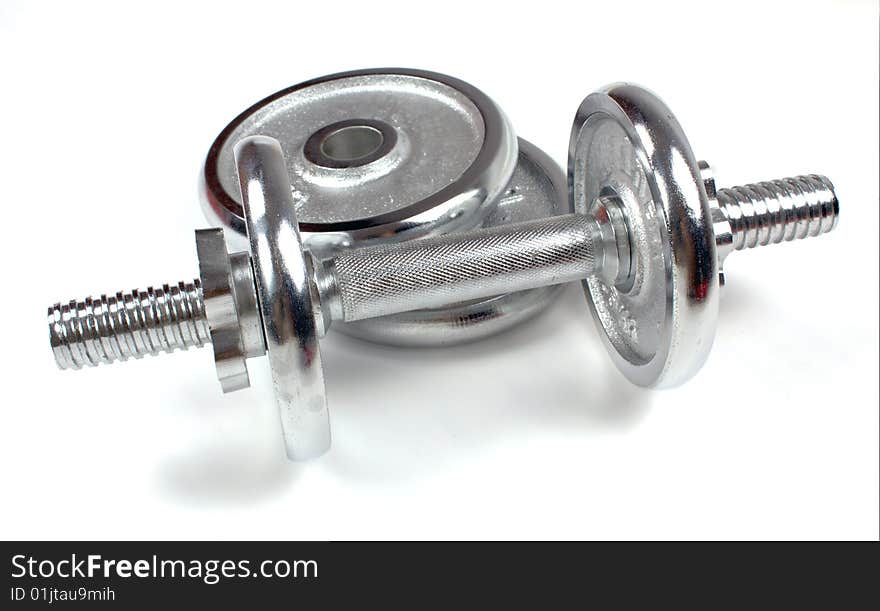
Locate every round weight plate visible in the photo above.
<box><xmin>334</xmin><ymin>138</ymin><xmax>569</xmax><ymax>346</ymax></box>
<box><xmin>234</xmin><ymin>136</ymin><xmax>330</xmax><ymax>460</ymax></box>
<box><xmin>569</xmin><ymin>84</ymin><xmax>720</xmax><ymax>388</ymax></box>
<box><xmin>201</xmin><ymin>68</ymin><xmax>517</xmax><ymax>253</ymax></box>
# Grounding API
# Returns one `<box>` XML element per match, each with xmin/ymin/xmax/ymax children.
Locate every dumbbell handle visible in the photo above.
<box><xmin>316</xmin><ymin>213</ymin><xmax>604</xmax><ymax>324</ymax></box>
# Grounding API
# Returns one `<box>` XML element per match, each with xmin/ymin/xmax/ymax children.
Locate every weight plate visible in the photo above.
<box><xmin>570</xmin><ymin>84</ymin><xmax>719</xmax><ymax>388</ymax></box>
<box><xmin>201</xmin><ymin>68</ymin><xmax>517</xmax><ymax>253</ymax></box>
<box><xmin>201</xmin><ymin>69</ymin><xmax>564</xmax><ymax>345</ymax></box>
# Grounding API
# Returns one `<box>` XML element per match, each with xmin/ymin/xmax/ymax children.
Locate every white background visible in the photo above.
<box><xmin>0</xmin><ymin>0</ymin><xmax>877</xmax><ymax>540</ymax></box>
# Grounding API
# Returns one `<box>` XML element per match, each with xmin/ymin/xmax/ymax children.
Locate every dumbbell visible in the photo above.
<box><xmin>48</xmin><ymin>82</ymin><xmax>839</xmax><ymax>460</ymax></box>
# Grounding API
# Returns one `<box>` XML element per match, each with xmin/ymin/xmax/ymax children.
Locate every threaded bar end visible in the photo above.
<box><xmin>717</xmin><ymin>175</ymin><xmax>839</xmax><ymax>251</ymax></box>
<box><xmin>48</xmin><ymin>280</ymin><xmax>210</xmax><ymax>370</ymax></box>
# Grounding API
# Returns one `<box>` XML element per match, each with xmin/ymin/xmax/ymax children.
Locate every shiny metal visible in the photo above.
<box><xmin>235</xmin><ymin>136</ymin><xmax>330</xmax><ymax>461</ymax></box>
<box><xmin>571</xmin><ymin>84</ymin><xmax>719</xmax><ymax>388</ymax></box>
<box><xmin>316</xmin><ymin>214</ymin><xmax>600</xmax><ymax>322</ymax></box>
<box><xmin>195</xmin><ymin>228</ymin><xmax>252</xmax><ymax>392</ymax></box>
<box><xmin>335</xmin><ymin>139</ymin><xmax>569</xmax><ymax>345</ymax></box>
<box><xmin>715</xmin><ymin>175</ymin><xmax>839</xmax><ymax>252</ymax></box>
<box><xmin>228</xmin><ymin>251</ymin><xmax>266</xmax><ymax>359</ymax></box>
<box><xmin>570</xmin><ymin>84</ymin><xmax>839</xmax><ymax>387</ymax></box>
<box><xmin>704</xmin><ymin>166</ymin><xmax>839</xmax><ymax>285</ymax></box>
<box><xmin>201</xmin><ymin>68</ymin><xmax>518</xmax><ymax>252</ymax></box>
<box><xmin>335</xmin><ymin>287</ymin><xmax>564</xmax><ymax>347</ymax></box>
<box><xmin>50</xmin><ymin>137</ymin><xmax>606</xmax><ymax>461</ymax></box>
<box><xmin>48</xmin><ymin>82</ymin><xmax>841</xmax><ymax>461</ymax></box>
<box><xmin>303</xmin><ymin>118</ymin><xmax>398</xmax><ymax>169</ymax></box>
<box><xmin>201</xmin><ymin>69</ymin><xmax>570</xmax><ymax>347</ymax></box>
<box><xmin>49</xmin><ymin>281</ymin><xmax>209</xmax><ymax>370</ymax></box>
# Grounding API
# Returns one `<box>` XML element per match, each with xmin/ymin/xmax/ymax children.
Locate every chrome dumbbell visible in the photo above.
<box><xmin>48</xmin><ymin>83</ymin><xmax>839</xmax><ymax>460</ymax></box>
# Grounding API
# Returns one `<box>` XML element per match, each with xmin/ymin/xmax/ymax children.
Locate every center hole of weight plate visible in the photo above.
<box><xmin>304</xmin><ymin>119</ymin><xmax>398</xmax><ymax>169</ymax></box>
<box><xmin>321</xmin><ymin>126</ymin><xmax>383</xmax><ymax>161</ymax></box>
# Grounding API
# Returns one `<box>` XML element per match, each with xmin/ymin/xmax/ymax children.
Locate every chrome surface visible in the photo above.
<box><xmin>335</xmin><ymin>138</ymin><xmax>569</xmax><ymax>346</ymax></box>
<box><xmin>588</xmin><ymin>193</ymin><xmax>633</xmax><ymax>289</ymax></box>
<box><xmin>569</xmin><ymin>84</ymin><xmax>839</xmax><ymax>388</ymax></box>
<box><xmin>201</xmin><ymin>70</ymin><xmax>561</xmax><ymax>346</ymax></box>
<box><xmin>235</xmin><ymin>136</ymin><xmax>330</xmax><ymax>461</ymax></box>
<box><xmin>319</xmin><ymin>213</ymin><xmax>601</xmax><ymax>322</ymax></box>
<box><xmin>195</xmin><ymin>228</ymin><xmax>251</xmax><ymax>392</ymax></box>
<box><xmin>49</xmin><ymin>281</ymin><xmax>209</xmax><ymax>370</ymax></box>
<box><xmin>228</xmin><ymin>251</ymin><xmax>265</xmax><ymax>359</ymax></box>
<box><xmin>715</xmin><ymin>175</ymin><xmax>839</xmax><ymax>251</ymax></box>
<box><xmin>571</xmin><ymin>84</ymin><xmax>720</xmax><ymax>388</ymax></box>
<box><xmin>333</xmin><ymin>287</ymin><xmax>565</xmax><ymax>347</ymax></box>
<box><xmin>49</xmin><ymin>80</ymin><xmax>842</xmax><ymax>461</ymax></box>
<box><xmin>201</xmin><ymin>68</ymin><xmax>517</xmax><ymax>252</ymax></box>
<box><xmin>302</xmin><ymin>118</ymin><xmax>398</xmax><ymax>169</ymax></box>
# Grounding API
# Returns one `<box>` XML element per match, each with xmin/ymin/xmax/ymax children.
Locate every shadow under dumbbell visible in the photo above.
<box><xmin>155</xmin><ymin>365</ymin><xmax>302</xmax><ymax>506</ymax></box>
<box><xmin>157</xmin><ymin>441</ymin><xmax>301</xmax><ymax>506</ymax></box>
<box><xmin>153</xmin><ymin>283</ymin><xmax>648</xmax><ymax>503</ymax></box>
<box><xmin>317</xmin><ymin>283</ymin><xmax>650</xmax><ymax>485</ymax></box>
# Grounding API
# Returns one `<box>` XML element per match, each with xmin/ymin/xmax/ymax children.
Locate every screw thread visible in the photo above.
<box><xmin>716</xmin><ymin>175</ymin><xmax>838</xmax><ymax>251</ymax></box>
<box><xmin>48</xmin><ymin>280</ymin><xmax>209</xmax><ymax>370</ymax></box>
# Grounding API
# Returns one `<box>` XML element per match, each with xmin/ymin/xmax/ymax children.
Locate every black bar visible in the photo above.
<box><xmin>1</xmin><ymin>541</ymin><xmax>877</xmax><ymax>608</ymax></box>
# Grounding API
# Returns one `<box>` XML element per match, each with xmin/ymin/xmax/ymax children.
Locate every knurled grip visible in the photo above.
<box><xmin>326</xmin><ymin>214</ymin><xmax>599</xmax><ymax>323</ymax></box>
